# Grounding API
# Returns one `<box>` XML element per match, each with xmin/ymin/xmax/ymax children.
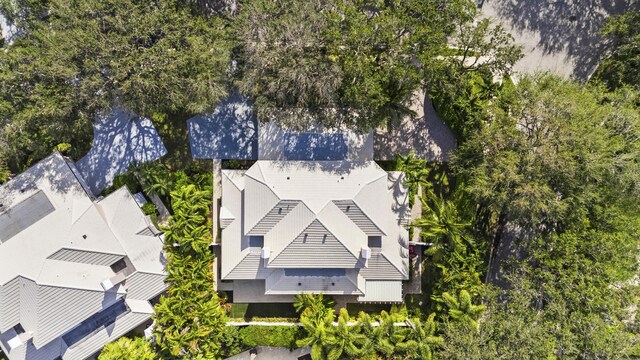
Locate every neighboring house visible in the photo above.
<box><xmin>0</xmin><ymin>153</ymin><xmax>167</xmax><ymax>360</ymax></box>
<box><xmin>220</xmin><ymin>160</ymin><xmax>410</xmax><ymax>303</ymax></box>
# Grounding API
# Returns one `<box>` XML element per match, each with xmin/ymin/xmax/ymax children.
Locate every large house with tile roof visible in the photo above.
<box><xmin>0</xmin><ymin>152</ymin><xmax>166</xmax><ymax>360</ymax></box>
<box><xmin>220</xmin><ymin>160</ymin><xmax>410</xmax><ymax>303</ymax></box>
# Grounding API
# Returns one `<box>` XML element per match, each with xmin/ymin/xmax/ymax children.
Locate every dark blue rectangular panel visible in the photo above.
<box><xmin>62</xmin><ymin>299</ymin><xmax>128</xmax><ymax>347</ymax></box>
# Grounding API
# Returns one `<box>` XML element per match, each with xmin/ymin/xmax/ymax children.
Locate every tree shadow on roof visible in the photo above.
<box><xmin>188</xmin><ymin>92</ymin><xmax>258</xmax><ymax>160</ymax></box>
<box><xmin>75</xmin><ymin>109</ymin><xmax>167</xmax><ymax>195</ymax></box>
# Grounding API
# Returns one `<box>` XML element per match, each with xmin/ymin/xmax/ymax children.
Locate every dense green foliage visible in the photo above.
<box><xmin>0</xmin><ymin>0</ymin><xmax>230</xmax><ymax>171</ymax></box>
<box><xmin>234</xmin><ymin>0</ymin><xmax>475</xmax><ymax>129</ymax></box>
<box><xmin>440</xmin><ymin>74</ymin><xmax>640</xmax><ymax>357</ymax></box>
<box><xmin>98</xmin><ymin>337</ymin><xmax>156</xmax><ymax>360</ymax></box>
<box><xmin>151</xmin><ymin>170</ymin><xmax>227</xmax><ymax>359</ymax></box>
<box><xmin>290</xmin><ymin>294</ymin><xmax>445</xmax><ymax>360</ymax></box>
<box><xmin>593</xmin><ymin>10</ymin><xmax>640</xmax><ymax>90</ymax></box>
<box><xmin>428</xmin><ymin>6</ymin><xmax>522</xmax><ymax>143</ymax></box>
<box><xmin>237</xmin><ymin>326</ymin><xmax>302</xmax><ymax>348</ymax></box>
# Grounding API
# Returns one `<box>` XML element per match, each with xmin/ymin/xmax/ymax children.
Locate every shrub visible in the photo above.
<box><xmin>110</xmin><ymin>173</ymin><xmax>142</xmax><ymax>194</ymax></box>
<box><xmin>141</xmin><ymin>202</ymin><xmax>157</xmax><ymax>216</ymax></box>
<box><xmin>238</xmin><ymin>326</ymin><xmax>302</xmax><ymax>348</ymax></box>
<box><xmin>98</xmin><ymin>337</ymin><xmax>156</xmax><ymax>360</ymax></box>
<box><xmin>53</xmin><ymin>143</ymin><xmax>72</xmax><ymax>155</ymax></box>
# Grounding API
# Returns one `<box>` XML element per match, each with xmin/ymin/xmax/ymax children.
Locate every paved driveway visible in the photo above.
<box><xmin>479</xmin><ymin>0</ymin><xmax>633</xmax><ymax>81</ymax></box>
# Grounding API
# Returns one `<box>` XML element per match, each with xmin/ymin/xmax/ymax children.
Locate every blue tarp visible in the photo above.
<box><xmin>75</xmin><ymin>109</ymin><xmax>167</xmax><ymax>195</ymax></box>
<box><xmin>283</xmin><ymin>133</ymin><xmax>348</xmax><ymax>161</ymax></box>
<box><xmin>188</xmin><ymin>93</ymin><xmax>258</xmax><ymax>160</ymax></box>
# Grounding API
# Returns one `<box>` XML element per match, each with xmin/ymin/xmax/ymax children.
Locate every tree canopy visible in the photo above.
<box><xmin>0</xmin><ymin>0</ymin><xmax>231</xmax><ymax>171</ymax></box>
<box><xmin>234</xmin><ymin>0</ymin><xmax>475</xmax><ymax>130</ymax></box>
<box><xmin>593</xmin><ymin>9</ymin><xmax>640</xmax><ymax>90</ymax></box>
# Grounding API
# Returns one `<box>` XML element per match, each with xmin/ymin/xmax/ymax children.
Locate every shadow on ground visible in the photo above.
<box><xmin>482</xmin><ymin>0</ymin><xmax>634</xmax><ymax>80</ymax></box>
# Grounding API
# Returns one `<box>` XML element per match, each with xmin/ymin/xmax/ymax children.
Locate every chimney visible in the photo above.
<box><xmin>101</xmin><ymin>272</ymin><xmax>126</xmax><ymax>291</ymax></box>
<box><xmin>261</xmin><ymin>247</ymin><xmax>270</xmax><ymax>259</ymax></box>
<box><xmin>361</xmin><ymin>246</ymin><xmax>371</xmax><ymax>259</ymax></box>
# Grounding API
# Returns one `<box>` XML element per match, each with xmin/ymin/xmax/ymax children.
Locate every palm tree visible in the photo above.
<box><xmin>352</xmin><ymin>312</ymin><xmax>377</xmax><ymax>359</ymax></box>
<box><xmin>379</xmin><ymin>79</ymin><xmax>417</xmax><ymax>129</ymax></box>
<box><xmin>294</xmin><ymin>293</ymin><xmax>335</xmax><ymax>316</ymax></box>
<box><xmin>296</xmin><ymin>307</ymin><xmax>335</xmax><ymax>359</ymax></box>
<box><xmin>395</xmin><ymin>151</ymin><xmax>430</xmax><ymax>207</ymax></box>
<box><xmin>326</xmin><ymin>309</ymin><xmax>365</xmax><ymax>360</ymax></box>
<box><xmin>396</xmin><ymin>313</ymin><xmax>444</xmax><ymax>360</ymax></box>
<box><xmin>372</xmin><ymin>311</ymin><xmax>410</xmax><ymax>359</ymax></box>
<box><xmin>414</xmin><ymin>190</ymin><xmax>471</xmax><ymax>261</ymax></box>
<box><xmin>442</xmin><ymin>289</ymin><xmax>486</xmax><ymax>331</ymax></box>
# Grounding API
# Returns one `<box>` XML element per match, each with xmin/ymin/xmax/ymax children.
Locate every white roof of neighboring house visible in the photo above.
<box><xmin>221</xmin><ymin>160</ymin><xmax>409</xmax><ymax>299</ymax></box>
<box><xmin>0</xmin><ymin>153</ymin><xmax>167</xmax><ymax>360</ymax></box>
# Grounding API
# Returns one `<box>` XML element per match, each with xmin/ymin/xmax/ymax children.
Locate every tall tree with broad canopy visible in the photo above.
<box><xmin>234</xmin><ymin>0</ymin><xmax>475</xmax><ymax>130</ymax></box>
<box><xmin>0</xmin><ymin>0</ymin><xmax>232</xmax><ymax>171</ymax></box>
<box><xmin>444</xmin><ymin>75</ymin><xmax>640</xmax><ymax>358</ymax></box>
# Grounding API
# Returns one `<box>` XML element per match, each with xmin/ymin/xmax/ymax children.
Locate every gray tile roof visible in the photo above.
<box><xmin>0</xmin><ymin>153</ymin><xmax>167</xmax><ymax>360</ymax></box>
<box><xmin>221</xmin><ymin>161</ymin><xmax>410</xmax><ymax>300</ymax></box>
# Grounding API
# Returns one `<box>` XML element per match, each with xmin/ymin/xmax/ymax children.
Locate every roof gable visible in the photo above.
<box><xmin>269</xmin><ymin>219</ymin><xmax>360</xmax><ymax>268</ymax></box>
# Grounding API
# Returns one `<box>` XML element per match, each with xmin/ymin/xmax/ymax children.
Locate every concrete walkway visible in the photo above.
<box><xmin>226</xmin><ymin>321</ymin><xmax>409</xmax><ymax>327</ymax></box>
<box><xmin>479</xmin><ymin>0</ymin><xmax>634</xmax><ymax>81</ymax></box>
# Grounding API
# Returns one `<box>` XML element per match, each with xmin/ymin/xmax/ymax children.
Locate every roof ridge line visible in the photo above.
<box><xmin>265</xmin><ymin>201</ymin><xmax>314</xmax><ymax>261</ymax></box>
<box><xmin>379</xmin><ymin>252</ymin><xmax>407</xmax><ymax>277</ymax></box>
<box><xmin>317</xmin><ymin>204</ymin><xmax>361</xmax><ymax>259</ymax></box>
<box><xmin>245</xmin><ymin>193</ymin><xmax>288</xmax><ymax>235</ymax></box>
<box><xmin>223</xmin><ymin>251</ymin><xmax>251</xmax><ymax>278</ymax></box>
<box><xmin>338</xmin><ymin>199</ymin><xmax>386</xmax><ymax>236</ymax></box>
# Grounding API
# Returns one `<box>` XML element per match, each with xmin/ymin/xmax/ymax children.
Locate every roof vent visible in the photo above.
<box><xmin>286</xmin><ymin>176</ymin><xmax>290</xmax><ymax>180</ymax></box>
<box><xmin>7</xmin><ymin>335</ymin><xmax>23</xmax><ymax>350</ymax></box>
<box><xmin>82</xmin><ymin>234</ymin><xmax>87</xmax><ymax>239</ymax></box>
<box><xmin>261</xmin><ymin>247</ymin><xmax>270</xmax><ymax>259</ymax></box>
<box><xmin>361</xmin><ymin>247</ymin><xmax>371</xmax><ymax>259</ymax></box>
<box><xmin>100</xmin><ymin>272</ymin><xmax>126</xmax><ymax>291</ymax></box>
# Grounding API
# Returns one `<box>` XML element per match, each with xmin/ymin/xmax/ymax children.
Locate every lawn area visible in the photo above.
<box><xmin>229</xmin><ymin>303</ymin><xmax>298</xmax><ymax>320</ymax></box>
<box><xmin>237</xmin><ymin>326</ymin><xmax>303</xmax><ymax>348</ymax></box>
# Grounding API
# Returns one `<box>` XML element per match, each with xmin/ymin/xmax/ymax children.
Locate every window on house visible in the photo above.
<box><xmin>110</xmin><ymin>258</ymin><xmax>128</xmax><ymax>273</ymax></box>
<box><xmin>368</xmin><ymin>236</ymin><xmax>382</xmax><ymax>248</ymax></box>
<box><xmin>249</xmin><ymin>236</ymin><xmax>264</xmax><ymax>247</ymax></box>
